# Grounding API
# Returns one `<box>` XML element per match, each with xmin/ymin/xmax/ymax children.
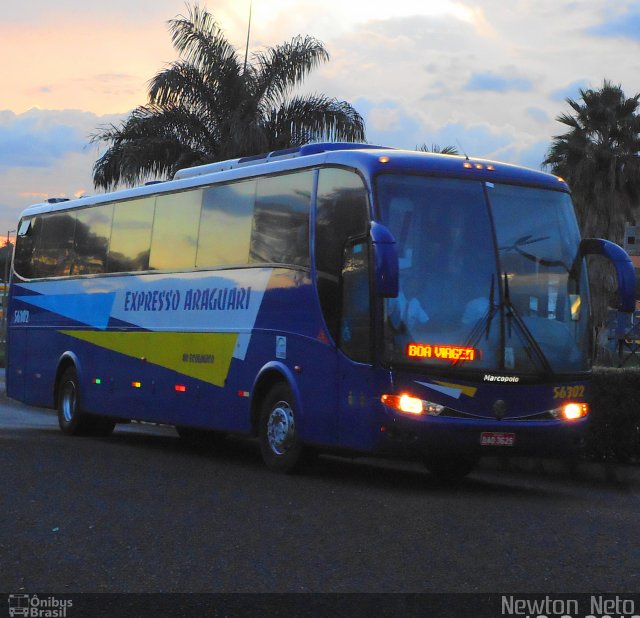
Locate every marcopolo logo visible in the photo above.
<box><xmin>484</xmin><ymin>374</ymin><xmax>520</xmax><ymax>383</ymax></box>
<box><xmin>8</xmin><ymin>595</ymin><xmax>73</xmax><ymax>618</ymax></box>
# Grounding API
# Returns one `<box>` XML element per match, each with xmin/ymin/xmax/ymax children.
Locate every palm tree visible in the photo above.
<box><xmin>544</xmin><ymin>80</ymin><xmax>640</xmax><ymax>243</ymax></box>
<box><xmin>417</xmin><ymin>144</ymin><xmax>459</xmax><ymax>155</ymax></box>
<box><xmin>545</xmin><ymin>81</ymin><xmax>640</xmax><ymax>332</ymax></box>
<box><xmin>92</xmin><ymin>4</ymin><xmax>366</xmax><ymax>189</ymax></box>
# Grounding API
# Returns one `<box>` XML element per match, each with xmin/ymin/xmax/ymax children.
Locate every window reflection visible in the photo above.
<box><xmin>72</xmin><ymin>205</ymin><xmax>113</xmax><ymax>275</ymax></box>
<box><xmin>107</xmin><ymin>197</ymin><xmax>155</xmax><ymax>272</ymax></box>
<box><xmin>150</xmin><ymin>191</ymin><xmax>201</xmax><ymax>270</ymax></box>
<box><xmin>34</xmin><ymin>213</ymin><xmax>76</xmax><ymax>277</ymax></box>
<box><xmin>250</xmin><ymin>172</ymin><xmax>312</xmax><ymax>267</ymax></box>
<box><xmin>197</xmin><ymin>181</ymin><xmax>254</xmax><ymax>267</ymax></box>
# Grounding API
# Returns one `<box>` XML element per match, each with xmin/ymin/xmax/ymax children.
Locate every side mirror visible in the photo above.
<box><xmin>580</xmin><ymin>238</ymin><xmax>636</xmax><ymax>312</ymax></box>
<box><xmin>370</xmin><ymin>222</ymin><xmax>399</xmax><ymax>298</ymax></box>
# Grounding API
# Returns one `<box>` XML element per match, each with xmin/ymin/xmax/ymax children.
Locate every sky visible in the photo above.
<box><xmin>1</xmin><ymin>0</ymin><xmax>640</xmax><ymax>238</ymax></box>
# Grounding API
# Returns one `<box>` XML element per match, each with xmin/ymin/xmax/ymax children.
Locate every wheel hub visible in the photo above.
<box><xmin>61</xmin><ymin>382</ymin><xmax>76</xmax><ymax>423</ymax></box>
<box><xmin>267</xmin><ymin>401</ymin><xmax>295</xmax><ymax>455</ymax></box>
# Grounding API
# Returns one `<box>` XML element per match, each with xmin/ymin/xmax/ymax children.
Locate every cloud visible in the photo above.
<box><xmin>354</xmin><ymin>98</ymin><xmax>517</xmax><ymax>160</ymax></box>
<box><xmin>354</xmin><ymin>99</ymin><xmax>423</xmax><ymax>148</ymax></box>
<box><xmin>464</xmin><ymin>72</ymin><xmax>533</xmax><ymax>93</ymax></box>
<box><xmin>424</xmin><ymin>123</ymin><xmax>513</xmax><ymax>160</ymax></box>
<box><xmin>588</xmin><ymin>6</ymin><xmax>640</xmax><ymax>41</ymax></box>
<box><xmin>0</xmin><ymin>108</ymin><xmax>125</xmax><ymax>234</ymax></box>
<box><xmin>527</xmin><ymin>108</ymin><xmax>550</xmax><ymax>124</ymax></box>
<box><xmin>0</xmin><ymin>112</ymin><xmax>86</xmax><ymax>168</ymax></box>
<box><xmin>550</xmin><ymin>79</ymin><xmax>591</xmax><ymax>102</ymax></box>
<box><xmin>515</xmin><ymin>141</ymin><xmax>552</xmax><ymax>172</ymax></box>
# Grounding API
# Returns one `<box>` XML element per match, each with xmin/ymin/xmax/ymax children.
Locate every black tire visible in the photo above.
<box><xmin>423</xmin><ymin>455</ymin><xmax>478</xmax><ymax>483</ymax></box>
<box><xmin>258</xmin><ymin>383</ymin><xmax>305</xmax><ymax>473</ymax></box>
<box><xmin>176</xmin><ymin>426</ymin><xmax>225</xmax><ymax>448</ymax></box>
<box><xmin>57</xmin><ymin>367</ymin><xmax>115</xmax><ymax>437</ymax></box>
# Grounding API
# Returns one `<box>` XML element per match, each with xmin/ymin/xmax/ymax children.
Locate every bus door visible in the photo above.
<box><xmin>314</xmin><ymin>168</ymin><xmax>373</xmax><ymax>448</ymax></box>
<box><xmin>337</xmin><ymin>239</ymin><xmax>377</xmax><ymax>449</ymax></box>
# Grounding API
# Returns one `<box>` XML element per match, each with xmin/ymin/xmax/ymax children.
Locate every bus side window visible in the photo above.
<box><xmin>33</xmin><ymin>213</ymin><xmax>76</xmax><ymax>278</ymax></box>
<box><xmin>107</xmin><ymin>197</ymin><xmax>155</xmax><ymax>273</ymax></box>
<box><xmin>315</xmin><ymin>168</ymin><xmax>369</xmax><ymax>342</ymax></box>
<box><xmin>73</xmin><ymin>205</ymin><xmax>113</xmax><ymax>275</ymax></box>
<box><xmin>340</xmin><ymin>241</ymin><xmax>371</xmax><ymax>363</ymax></box>
<box><xmin>14</xmin><ymin>217</ymin><xmax>40</xmax><ymax>279</ymax></box>
<box><xmin>250</xmin><ymin>171</ymin><xmax>313</xmax><ymax>267</ymax></box>
<box><xmin>150</xmin><ymin>190</ymin><xmax>202</xmax><ymax>270</ymax></box>
<box><xmin>197</xmin><ymin>180</ymin><xmax>255</xmax><ymax>268</ymax></box>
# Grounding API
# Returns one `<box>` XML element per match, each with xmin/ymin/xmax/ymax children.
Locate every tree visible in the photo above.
<box><xmin>544</xmin><ymin>81</ymin><xmax>640</xmax><ymax>331</ymax></box>
<box><xmin>544</xmin><ymin>80</ymin><xmax>640</xmax><ymax>243</ymax></box>
<box><xmin>92</xmin><ymin>4</ymin><xmax>366</xmax><ymax>189</ymax></box>
<box><xmin>0</xmin><ymin>242</ymin><xmax>13</xmax><ymax>283</ymax></box>
<box><xmin>417</xmin><ymin>144</ymin><xmax>459</xmax><ymax>155</ymax></box>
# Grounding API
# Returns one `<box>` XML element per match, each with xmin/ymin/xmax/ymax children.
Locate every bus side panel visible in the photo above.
<box><xmin>5</xmin><ymin>325</ymin><xmax>26</xmax><ymax>403</ymax></box>
<box><xmin>337</xmin><ymin>359</ymin><xmax>391</xmax><ymax>451</ymax></box>
<box><xmin>6</xmin><ymin>305</ymin><xmax>59</xmax><ymax>409</ymax></box>
<box><xmin>8</xmin><ymin>268</ymin><xmax>344</xmax><ymax>445</ymax></box>
<box><xmin>249</xmin><ymin>272</ymin><xmax>340</xmax><ymax>446</ymax></box>
<box><xmin>23</xmin><ymin>326</ymin><xmax>58</xmax><ymax>408</ymax></box>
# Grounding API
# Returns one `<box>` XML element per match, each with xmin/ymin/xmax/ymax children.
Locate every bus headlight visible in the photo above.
<box><xmin>381</xmin><ymin>393</ymin><xmax>444</xmax><ymax>416</ymax></box>
<box><xmin>549</xmin><ymin>402</ymin><xmax>589</xmax><ymax>421</ymax></box>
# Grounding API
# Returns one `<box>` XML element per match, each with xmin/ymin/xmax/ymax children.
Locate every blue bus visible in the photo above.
<box><xmin>6</xmin><ymin>143</ymin><xmax>636</xmax><ymax>479</ymax></box>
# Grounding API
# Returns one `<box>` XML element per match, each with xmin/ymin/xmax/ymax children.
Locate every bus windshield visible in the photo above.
<box><xmin>378</xmin><ymin>174</ymin><xmax>590</xmax><ymax>376</ymax></box>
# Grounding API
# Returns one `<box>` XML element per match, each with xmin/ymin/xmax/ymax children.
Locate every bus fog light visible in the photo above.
<box><xmin>550</xmin><ymin>402</ymin><xmax>589</xmax><ymax>420</ymax></box>
<box><xmin>561</xmin><ymin>402</ymin><xmax>589</xmax><ymax>420</ymax></box>
<box><xmin>381</xmin><ymin>394</ymin><xmax>444</xmax><ymax>416</ymax></box>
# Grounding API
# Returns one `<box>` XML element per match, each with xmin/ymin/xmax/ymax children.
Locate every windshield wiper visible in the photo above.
<box><xmin>452</xmin><ymin>275</ymin><xmax>498</xmax><ymax>368</ymax></box>
<box><xmin>502</xmin><ymin>272</ymin><xmax>553</xmax><ymax>375</ymax></box>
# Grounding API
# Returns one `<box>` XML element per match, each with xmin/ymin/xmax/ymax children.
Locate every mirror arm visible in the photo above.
<box><xmin>579</xmin><ymin>238</ymin><xmax>636</xmax><ymax>313</ymax></box>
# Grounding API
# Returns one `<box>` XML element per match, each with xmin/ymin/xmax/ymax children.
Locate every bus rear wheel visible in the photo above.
<box><xmin>57</xmin><ymin>367</ymin><xmax>115</xmax><ymax>437</ymax></box>
<box><xmin>259</xmin><ymin>383</ymin><xmax>304</xmax><ymax>473</ymax></box>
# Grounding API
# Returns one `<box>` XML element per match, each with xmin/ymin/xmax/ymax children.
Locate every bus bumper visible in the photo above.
<box><xmin>376</xmin><ymin>414</ymin><xmax>588</xmax><ymax>459</ymax></box>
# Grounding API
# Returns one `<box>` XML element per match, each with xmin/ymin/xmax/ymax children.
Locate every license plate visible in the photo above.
<box><xmin>480</xmin><ymin>432</ymin><xmax>516</xmax><ymax>447</ymax></box>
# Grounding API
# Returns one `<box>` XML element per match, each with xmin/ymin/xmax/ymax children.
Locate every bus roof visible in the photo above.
<box><xmin>18</xmin><ymin>143</ymin><xmax>569</xmax><ymax>218</ymax></box>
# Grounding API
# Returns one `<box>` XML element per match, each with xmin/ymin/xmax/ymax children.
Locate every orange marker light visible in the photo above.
<box><xmin>131</xmin><ymin>381</ymin><xmax>142</xmax><ymax>389</ymax></box>
<box><xmin>379</xmin><ymin>155</ymin><xmax>390</xmax><ymax>163</ymax></box>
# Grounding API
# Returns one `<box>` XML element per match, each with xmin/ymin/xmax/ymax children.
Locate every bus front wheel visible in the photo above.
<box><xmin>57</xmin><ymin>367</ymin><xmax>115</xmax><ymax>437</ymax></box>
<box><xmin>258</xmin><ymin>383</ymin><xmax>304</xmax><ymax>473</ymax></box>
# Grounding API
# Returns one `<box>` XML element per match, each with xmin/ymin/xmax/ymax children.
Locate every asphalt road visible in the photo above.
<box><xmin>1</xmin><ymin>389</ymin><xmax>639</xmax><ymax>594</ymax></box>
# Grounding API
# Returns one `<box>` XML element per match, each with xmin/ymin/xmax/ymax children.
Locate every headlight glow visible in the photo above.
<box><xmin>381</xmin><ymin>393</ymin><xmax>444</xmax><ymax>416</ymax></box>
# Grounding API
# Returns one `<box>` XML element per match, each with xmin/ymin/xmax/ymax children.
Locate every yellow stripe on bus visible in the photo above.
<box><xmin>433</xmin><ymin>380</ymin><xmax>478</xmax><ymax>398</ymax></box>
<box><xmin>59</xmin><ymin>330</ymin><xmax>238</xmax><ymax>387</ymax></box>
